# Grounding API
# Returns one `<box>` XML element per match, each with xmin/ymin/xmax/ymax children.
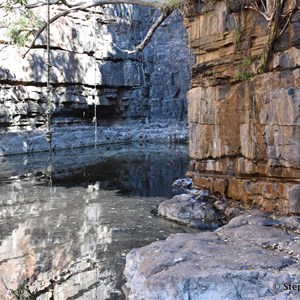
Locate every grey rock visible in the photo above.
<box><xmin>217</xmin><ymin>223</ymin><xmax>292</xmax><ymax>248</ymax></box>
<box><xmin>288</xmin><ymin>185</ymin><xmax>300</xmax><ymax>214</ymax></box>
<box><xmin>124</xmin><ymin>227</ymin><xmax>299</xmax><ymax>300</ymax></box>
<box><xmin>172</xmin><ymin>178</ymin><xmax>193</xmax><ymax>189</ymax></box>
<box><xmin>216</xmin><ymin>213</ymin><xmax>292</xmax><ymax>248</ymax></box>
<box><xmin>278</xmin><ymin>216</ymin><xmax>300</xmax><ymax>230</ymax></box>
<box><xmin>199</xmin><ymin>189</ymin><xmax>209</xmax><ymax>197</ymax></box>
<box><xmin>189</xmin><ymin>218</ymin><xmax>220</xmax><ymax>230</ymax></box>
<box><xmin>0</xmin><ymin>7</ymin><xmax>193</xmax><ymax>155</ymax></box>
<box><xmin>0</xmin><ymin>122</ymin><xmax>189</xmax><ymax>156</ymax></box>
<box><xmin>214</xmin><ymin>199</ymin><xmax>227</xmax><ymax>212</ymax></box>
<box><xmin>223</xmin><ymin>207</ymin><xmax>243</xmax><ymax>220</ymax></box>
<box><xmin>158</xmin><ymin>194</ymin><xmax>221</xmax><ymax>229</ymax></box>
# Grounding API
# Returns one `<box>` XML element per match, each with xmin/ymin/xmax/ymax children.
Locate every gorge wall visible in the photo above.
<box><xmin>0</xmin><ymin>4</ymin><xmax>193</xmax><ymax>155</ymax></box>
<box><xmin>185</xmin><ymin>0</ymin><xmax>300</xmax><ymax>213</ymax></box>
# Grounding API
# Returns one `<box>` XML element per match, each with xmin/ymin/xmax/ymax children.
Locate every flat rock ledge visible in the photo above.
<box><xmin>0</xmin><ymin>122</ymin><xmax>188</xmax><ymax>156</ymax></box>
<box><xmin>124</xmin><ymin>212</ymin><xmax>300</xmax><ymax>300</ymax></box>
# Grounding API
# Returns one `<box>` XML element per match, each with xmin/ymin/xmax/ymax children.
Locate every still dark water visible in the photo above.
<box><xmin>0</xmin><ymin>142</ymin><xmax>198</xmax><ymax>299</ymax></box>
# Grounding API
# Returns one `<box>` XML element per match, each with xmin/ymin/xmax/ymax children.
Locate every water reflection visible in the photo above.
<box><xmin>1</xmin><ymin>142</ymin><xmax>190</xmax><ymax>197</ymax></box>
<box><xmin>0</xmin><ymin>143</ymin><xmax>198</xmax><ymax>299</ymax></box>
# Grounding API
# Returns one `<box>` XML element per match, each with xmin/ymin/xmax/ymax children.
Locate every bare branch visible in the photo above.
<box><xmin>245</xmin><ymin>3</ymin><xmax>273</xmax><ymax>21</ymax></box>
<box><xmin>61</xmin><ymin>0</ymin><xmax>85</xmax><ymax>7</ymax></box>
<box><xmin>27</xmin><ymin>0</ymin><xmax>85</xmax><ymax>7</ymax></box>
<box><xmin>22</xmin><ymin>0</ymin><xmax>164</xmax><ymax>58</ymax></box>
<box><xmin>260</xmin><ymin>0</ymin><xmax>267</xmax><ymax>12</ymax></box>
<box><xmin>124</xmin><ymin>10</ymin><xmax>172</xmax><ymax>54</ymax></box>
<box><xmin>23</xmin><ymin>24</ymin><xmax>46</xmax><ymax>58</ymax></box>
<box><xmin>245</xmin><ymin>4</ymin><xmax>271</xmax><ymax>21</ymax></box>
<box><xmin>277</xmin><ymin>0</ymin><xmax>296</xmax><ymax>38</ymax></box>
<box><xmin>26</xmin><ymin>0</ymin><xmax>91</xmax><ymax>8</ymax></box>
<box><xmin>26</xmin><ymin>0</ymin><xmax>159</xmax><ymax>9</ymax></box>
<box><xmin>25</xmin><ymin>0</ymin><xmax>61</xmax><ymax>8</ymax></box>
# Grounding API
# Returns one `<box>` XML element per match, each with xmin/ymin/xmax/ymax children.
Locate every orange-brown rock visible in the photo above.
<box><xmin>184</xmin><ymin>0</ymin><xmax>300</xmax><ymax>213</ymax></box>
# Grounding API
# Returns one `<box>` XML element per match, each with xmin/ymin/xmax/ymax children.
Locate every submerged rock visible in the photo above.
<box><xmin>124</xmin><ymin>211</ymin><xmax>300</xmax><ymax>300</ymax></box>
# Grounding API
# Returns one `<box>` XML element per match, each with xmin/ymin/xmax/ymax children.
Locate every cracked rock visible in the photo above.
<box><xmin>124</xmin><ymin>211</ymin><xmax>300</xmax><ymax>299</ymax></box>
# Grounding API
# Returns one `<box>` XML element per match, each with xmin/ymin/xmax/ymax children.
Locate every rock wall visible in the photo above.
<box><xmin>0</xmin><ymin>4</ymin><xmax>193</xmax><ymax>155</ymax></box>
<box><xmin>184</xmin><ymin>0</ymin><xmax>300</xmax><ymax>213</ymax></box>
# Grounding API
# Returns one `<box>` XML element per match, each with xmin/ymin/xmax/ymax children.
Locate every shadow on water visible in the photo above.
<box><xmin>0</xmin><ymin>142</ymin><xmax>198</xmax><ymax>299</ymax></box>
<box><xmin>1</xmin><ymin>142</ymin><xmax>190</xmax><ymax>197</ymax></box>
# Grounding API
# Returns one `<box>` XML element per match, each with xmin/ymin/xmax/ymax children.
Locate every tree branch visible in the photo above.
<box><xmin>25</xmin><ymin>0</ymin><xmax>61</xmax><ymax>9</ymax></box>
<box><xmin>27</xmin><ymin>0</ymin><xmax>86</xmax><ymax>8</ymax></box>
<box><xmin>260</xmin><ymin>0</ymin><xmax>268</xmax><ymax>13</ymax></box>
<box><xmin>25</xmin><ymin>0</ymin><xmax>159</xmax><ymax>9</ymax></box>
<box><xmin>277</xmin><ymin>0</ymin><xmax>296</xmax><ymax>39</ymax></box>
<box><xmin>124</xmin><ymin>10</ymin><xmax>172</xmax><ymax>54</ymax></box>
<box><xmin>245</xmin><ymin>2</ymin><xmax>273</xmax><ymax>21</ymax></box>
<box><xmin>22</xmin><ymin>0</ymin><xmax>167</xmax><ymax>58</ymax></box>
<box><xmin>61</xmin><ymin>0</ymin><xmax>85</xmax><ymax>7</ymax></box>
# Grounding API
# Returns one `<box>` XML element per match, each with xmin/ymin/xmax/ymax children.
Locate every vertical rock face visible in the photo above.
<box><xmin>0</xmin><ymin>5</ymin><xmax>193</xmax><ymax>154</ymax></box>
<box><xmin>184</xmin><ymin>0</ymin><xmax>300</xmax><ymax>213</ymax></box>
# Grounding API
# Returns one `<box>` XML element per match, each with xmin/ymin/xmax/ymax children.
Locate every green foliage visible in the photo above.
<box><xmin>4</xmin><ymin>3</ymin><xmax>43</xmax><ymax>47</ymax></box>
<box><xmin>17</xmin><ymin>284</ymin><xmax>33</xmax><ymax>300</ymax></box>
<box><xmin>4</xmin><ymin>0</ymin><xmax>28</xmax><ymax>11</ymax></box>
<box><xmin>234</xmin><ymin>29</ymin><xmax>242</xmax><ymax>43</ymax></box>
<box><xmin>157</xmin><ymin>0</ymin><xmax>187</xmax><ymax>11</ymax></box>
<box><xmin>240</xmin><ymin>56</ymin><xmax>253</xmax><ymax>68</ymax></box>
<box><xmin>8</xmin><ymin>27</ymin><xmax>27</xmax><ymax>46</ymax></box>
<box><xmin>0</xmin><ymin>19</ymin><xmax>6</xmax><ymax>27</ymax></box>
<box><xmin>233</xmin><ymin>71</ymin><xmax>254</xmax><ymax>81</ymax></box>
<box><xmin>233</xmin><ymin>55</ymin><xmax>255</xmax><ymax>81</ymax></box>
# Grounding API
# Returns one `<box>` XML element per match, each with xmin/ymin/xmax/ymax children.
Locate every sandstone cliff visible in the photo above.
<box><xmin>185</xmin><ymin>0</ymin><xmax>300</xmax><ymax>213</ymax></box>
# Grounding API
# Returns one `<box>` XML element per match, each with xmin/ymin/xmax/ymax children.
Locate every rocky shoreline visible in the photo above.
<box><xmin>0</xmin><ymin>121</ymin><xmax>188</xmax><ymax>156</ymax></box>
<box><xmin>124</xmin><ymin>180</ymin><xmax>300</xmax><ymax>299</ymax></box>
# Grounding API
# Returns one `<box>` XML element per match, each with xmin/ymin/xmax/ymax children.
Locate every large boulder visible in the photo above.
<box><xmin>124</xmin><ymin>212</ymin><xmax>300</xmax><ymax>299</ymax></box>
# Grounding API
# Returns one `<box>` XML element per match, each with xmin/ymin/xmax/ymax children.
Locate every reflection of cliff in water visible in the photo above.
<box><xmin>0</xmin><ymin>184</ymin><xmax>114</xmax><ymax>299</ymax></box>
<box><xmin>0</xmin><ymin>142</ymin><xmax>197</xmax><ymax>299</ymax></box>
<box><xmin>0</xmin><ymin>142</ymin><xmax>189</xmax><ymax>197</ymax></box>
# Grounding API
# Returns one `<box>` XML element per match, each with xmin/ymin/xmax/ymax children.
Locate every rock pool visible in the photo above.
<box><xmin>0</xmin><ymin>142</ymin><xmax>198</xmax><ymax>299</ymax></box>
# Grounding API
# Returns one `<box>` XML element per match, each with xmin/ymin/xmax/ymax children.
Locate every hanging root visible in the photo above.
<box><xmin>257</xmin><ymin>0</ymin><xmax>282</xmax><ymax>73</ymax></box>
<box><xmin>245</xmin><ymin>0</ymin><xmax>297</xmax><ymax>74</ymax></box>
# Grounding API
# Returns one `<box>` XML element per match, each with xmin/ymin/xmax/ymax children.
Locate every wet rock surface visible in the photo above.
<box><xmin>124</xmin><ymin>211</ymin><xmax>300</xmax><ymax>300</ymax></box>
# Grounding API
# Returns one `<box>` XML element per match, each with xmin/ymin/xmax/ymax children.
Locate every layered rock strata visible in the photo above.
<box><xmin>185</xmin><ymin>0</ymin><xmax>300</xmax><ymax>213</ymax></box>
<box><xmin>0</xmin><ymin>5</ymin><xmax>193</xmax><ymax>155</ymax></box>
